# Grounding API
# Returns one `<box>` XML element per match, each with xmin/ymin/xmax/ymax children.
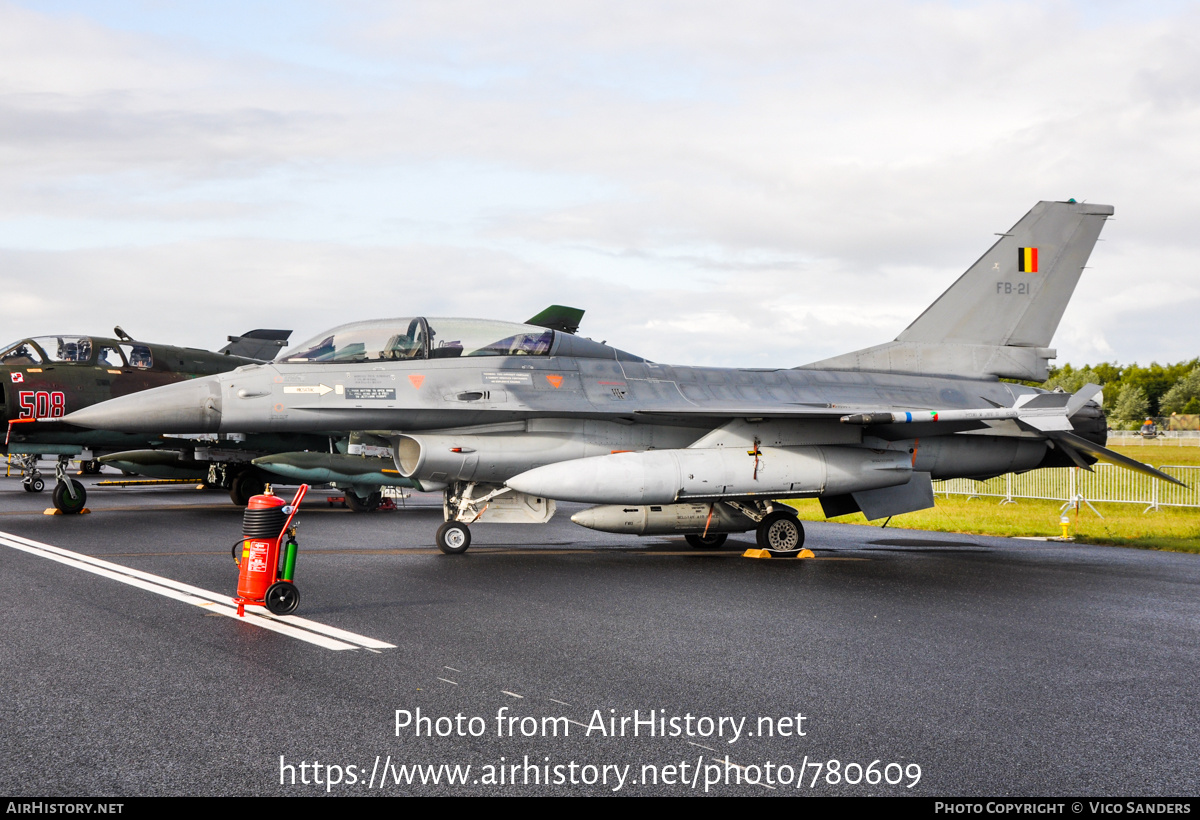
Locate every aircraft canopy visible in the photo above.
<box><xmin>281</xmin><ymin>318</ymin><xmax>556</xmax><ymax>363</ymax></box>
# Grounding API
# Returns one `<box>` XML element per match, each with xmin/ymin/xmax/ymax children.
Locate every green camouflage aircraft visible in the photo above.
<box><xmin>0</xmin><ymin>327</ymin><xmax>318</xmax><ymax>512</ymax></box>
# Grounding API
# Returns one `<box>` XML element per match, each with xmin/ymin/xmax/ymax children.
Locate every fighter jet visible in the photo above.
<box><xmin>0</xmin><ymin>327</ymin><xmax>320</xmax><ymax>512</ymax></box>
<box><xmin>65</xmin><ymin>201</ymin><xmax>1183</xmax><ymax>552</ymax></box>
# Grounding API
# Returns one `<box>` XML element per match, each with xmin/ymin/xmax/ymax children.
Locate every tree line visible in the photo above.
<box><xmin>1030</xmin><ymin>360</ymin><xmax>1200</xmax><ymax>428</ymax></box>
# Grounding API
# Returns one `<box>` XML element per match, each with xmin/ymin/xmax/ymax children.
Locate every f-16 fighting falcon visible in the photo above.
<box><xmin>65</xmin><ymin>201</ymin><xmax>1183</xmax><ymax>554</ymax></box>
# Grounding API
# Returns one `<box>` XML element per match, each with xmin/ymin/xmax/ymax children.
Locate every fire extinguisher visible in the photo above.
<box><xmin>233</xmin><ymin>484</ymin><xmax>308</xmax><ymax>616</ymax></box>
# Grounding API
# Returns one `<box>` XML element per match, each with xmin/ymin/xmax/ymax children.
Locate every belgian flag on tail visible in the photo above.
<box><xmin>1018</xmin><ymin>247</ymin><xmax>1038</xmax><ymax>273</ymax></box>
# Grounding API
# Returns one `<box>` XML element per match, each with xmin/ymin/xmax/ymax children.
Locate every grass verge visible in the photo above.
<box><xmin>787</xmin><ymin>495</ymin><xmax>1200</xmax><ymax>554</ymax></box>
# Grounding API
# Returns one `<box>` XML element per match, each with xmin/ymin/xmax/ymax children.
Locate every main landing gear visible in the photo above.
<box><xmin>18</xmin><ymin>455</ymin><xmax>44</xmax><ymax>493</ymax></box>
<box><xmin>722</xmin><ymin>500</ymin><xmax>807</xmax><ymax>557</ymax></box>
<box><xmin>756</xmin><ymin>510</ymin><xmax>805</xmax><ymax>554</ymax></box>
<box><xmin>344</xmin><ymin>489</ymin><xmax>382</xmax><ymax>513</ymax></box>
<box><xmin>685</xmin><ymin>532</ymin><xmax>728</xmax><ymax>549</ymax></box>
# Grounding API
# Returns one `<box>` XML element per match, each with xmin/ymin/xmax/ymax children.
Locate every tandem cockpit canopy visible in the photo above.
<box><xmin>280</xmin><ymin>318</ymin><xmax>557</xmax><ymax>364</ymax></box>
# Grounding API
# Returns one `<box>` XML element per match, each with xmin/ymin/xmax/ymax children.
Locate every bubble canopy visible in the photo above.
<box><xmin>280</xmin><ymin>318</ymin><xmax>556</xmax><ymax>363</ymax></box>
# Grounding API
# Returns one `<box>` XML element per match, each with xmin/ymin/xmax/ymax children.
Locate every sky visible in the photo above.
<box><xmin>1</xmin><ymin>0</ymin><xmax>1198</xmax><ymax>370</ymax></box>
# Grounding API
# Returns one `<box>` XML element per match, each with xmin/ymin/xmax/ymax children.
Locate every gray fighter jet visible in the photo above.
<box><xmin>66</xmin><ymin>200</ymin><xmax>1182</xmax><ymax>554</ymax></box>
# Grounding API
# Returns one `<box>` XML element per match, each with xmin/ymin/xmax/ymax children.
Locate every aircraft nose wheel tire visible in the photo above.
<box><xmin>685</xmin><ymin>532</ymin><xmax>728</xmax><ymax>549</ymax></box>
<box><xmin>264</xmin><ymin>581</ymin><xmax>300</xmax><ymax>615</ymax></box>
<box><xmin>23</xmin><ymin>478</ymin><xmax>45</xmax><ymax>493</ymax></box>
<box><xmin>436</xmin><ymin>522</ymin><xmax>471</xmax><ymax>555</ymax></box>
<box><xmin>756</xmin><ymin>511</ymin><xmax>804</xmax><ymax>556</ymax></box>
<box><xmin>344</xmin><ymin>490</ymin><xmax>382</xmax><ymax>513</ymax></box>
<box><xmin>52</xmin><ymin>479</ymin><xmax>87</xmax><ymax>514</ymax></box>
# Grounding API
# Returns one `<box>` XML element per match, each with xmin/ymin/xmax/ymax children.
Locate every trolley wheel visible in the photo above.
<box><xmin>52</xmin><ymin>479</ymin><xmax>87</xmax><ymax>514</ymax></box>
<box><xmin>344</xmin><ymin>489</ymin><xmax>382</xmax><ymax>513</ymax></box>
<box><xmin>229</xmin><ymin>471</ymin><xmax>265</xmax><ymax>507</ymax></box>
<box><xmin>756</xmin><ymin>511</ymin><xmax>805</xmax><ymax>555</ymax></box>
<box><xmin>436</xmin><ymin>522</ymin><xmax>471</xmax><ymax>555</ymax></box>
<box><xmin>81</xmin><ymin>460</ymin><xmax>102</xmax><ymax>475</ymax></box>
<box><xmin>265</xmin><ymin>581</ymin><xmax>300</xmax><ymax>616</ymax></box>
<box><xmin>25</xmin><ymin>478</ymin><xmax>45</xmax><ymax>493</ymax></box>
<box><xmin>685</xmin><ymin>532</ymin><xmax>728</xmax><ymax>549</ymax></box>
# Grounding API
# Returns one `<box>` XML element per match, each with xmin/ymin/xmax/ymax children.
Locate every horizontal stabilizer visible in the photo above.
<box><xmin>1049</xmin><ymin>431</ymin><xmax>1188</xmax><ymax>487</ymax></box>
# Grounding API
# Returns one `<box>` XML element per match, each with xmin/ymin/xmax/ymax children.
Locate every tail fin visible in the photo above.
<box><xmin>220</xmin><ymin>329</ymin><xmax>292</xmax><ymax>361</ymax></box>
<box><xmin>804</xmin><ymin>200</ymin><xmax>1113</xmax><ymax>381</ymax></box>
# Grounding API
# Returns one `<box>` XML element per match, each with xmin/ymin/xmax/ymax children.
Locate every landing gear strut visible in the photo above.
<box><xmin>435</xmin><ymin>482</ymin><xmax>522</xmax><ymax>554</ymax></box>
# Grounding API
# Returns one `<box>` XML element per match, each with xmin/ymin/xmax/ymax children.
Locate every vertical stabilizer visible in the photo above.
<box><xmin>803</xmin><ymin>200</ymin><xmax>1113</xmax><ymax>381</ymax></box>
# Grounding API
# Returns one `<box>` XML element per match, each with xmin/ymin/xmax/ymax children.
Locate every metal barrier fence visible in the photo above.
<box><xmin>1106</xmin><ymin>431</ymin><xmax>1200</xmax><ymax>446</ymax></box>
<box><xmin>933</xmin><ymin>464</ymin><xmax>1200</xmax><ymax>511</ymax></box>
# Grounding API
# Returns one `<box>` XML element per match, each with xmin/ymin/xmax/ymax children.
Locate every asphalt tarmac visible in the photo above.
<box><xmin>1</xmin><ymin>470</ymin><xmax>1198</xmax><ymax>797</ymax></box>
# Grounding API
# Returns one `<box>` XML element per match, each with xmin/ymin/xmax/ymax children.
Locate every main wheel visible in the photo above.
<box><xmin>52</xmin><ymin>479</ymin><xmax>87</xmax><ymax>514</ymax></box>
<box><xmin>229</xmin><ymin>471</ymin><xmax>265</xmax><ymax>506</ymax></box>
<box><xmin>344</xmin><ymin>489</ymin><xmax>382</xmax><ymax>513</ymax></box>
<box><xmin>685</xmin><ymin>532</ymin><xmax>728</xmax><ymax>549</ymax></box>
<box><xmin>757</xmin><ymin>511</ymin><xmax>804</xmax><ymax>555</ymax></box>
<box><xmin>265</xmin><ymin>581</ymin><xmax>300</xmax><ymax>615</ymax></box>
<box><xmin>436</xmin><ymin>522</ymin><xmax>471</xmax><ymax>555</ymax></box>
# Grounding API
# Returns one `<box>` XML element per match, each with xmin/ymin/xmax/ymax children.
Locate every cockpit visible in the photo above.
<box><xmin>281</xmin><ymin>318</ymin><xmax>557</xmax><ymax>363</ymax></box>
<box><xmin>0</xmin><ymin>337</ymin><xmax>155</xmax><ymax>369</ymax></box>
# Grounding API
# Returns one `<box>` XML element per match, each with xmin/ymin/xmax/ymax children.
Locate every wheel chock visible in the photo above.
<box><xmin>43</xmin><ymin>508</ymin><xmax>91</xmax><ymax>515</ymax></box>
<box><xmin>742</xmin><ymin>548</ymin><xmax>815</xmax><ymax>559</ymax></box>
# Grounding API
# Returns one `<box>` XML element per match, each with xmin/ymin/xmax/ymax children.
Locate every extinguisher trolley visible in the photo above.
<box><xmin>234</xmin><ymin>484</ymin><xmax>309</xmax><ymax>616</ymax></box>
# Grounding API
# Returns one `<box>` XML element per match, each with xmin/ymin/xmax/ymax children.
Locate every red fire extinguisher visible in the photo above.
<box><xmin>233</xmin><ymin>484</ymin><xmax>309</xmax><ymax>616</ymax></box>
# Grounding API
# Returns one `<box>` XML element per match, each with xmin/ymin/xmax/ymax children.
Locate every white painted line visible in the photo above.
<box><xmin>0</xmin><ymin>530</ymin><xmax>394</xmax><ymax>652</ymax></box>
<box><xmin>444</xmin><ymin>666</ymin><xmax>461</xmax><ymax>672</ymax></box>
<box><xmin>502</xmin><ymin>690</ymin><xmax>524</xmax><ymax>699</ymax></box>
<box><xmin>438</xmin><ymin>678</ymin><xmax>458</xmax><ymax>686</ymax></box>
<box><xmin>1</xmin><ymin>530</ymin><xmax>395</xmax><ymax>648</ymax></box>
<box><xmin>548</xmin><ymin>698</ymin><xmax>572</xmax><ymax>706</ymax></box>
<box><xmin>687</xmin><ymin>741</ymin><xmax>717</xmax><ymax>752</ymax></box>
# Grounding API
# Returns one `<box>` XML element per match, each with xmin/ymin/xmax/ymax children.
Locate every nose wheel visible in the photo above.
<box><xmin>52</xmin><ymin>479</ymin><xmax>87</xmax><ymax>514</ymax></box>
<box><xmin>436</xmin><ymin>522</ymin><xmax>471</xmax><ymax>554</ymax></box>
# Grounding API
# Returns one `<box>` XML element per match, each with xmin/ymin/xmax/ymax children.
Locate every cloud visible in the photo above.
<box><xmin>1</xmin><ymin>0</ymin><xmax>1198</xmax><ymax>368</ymax></box>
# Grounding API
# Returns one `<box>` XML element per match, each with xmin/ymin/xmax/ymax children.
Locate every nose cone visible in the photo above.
<box><xmin>570</xmin><ymin>508</ymin><xmax>598</xmax><ymax>529</ymax></box>
<box><xmin>64</xmin><ymin>377</ymin><xmax>223</xmax><ymax>433</ymax></box>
